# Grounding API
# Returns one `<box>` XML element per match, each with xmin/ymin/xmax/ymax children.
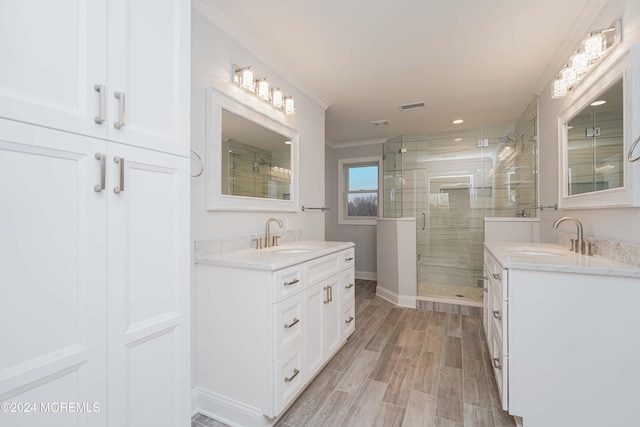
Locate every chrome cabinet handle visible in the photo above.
<box><xmin>345</xmin><ymin>283</ymin><xmax>354</xmax><ymax>290</ymax></box>
<box><xmin>422</xmin><ymin>212</ymin><xmax>426</xmax><ymax>230</ymax></box>
<box><xmin>492</xmin><ymin>310</ymin><xmax>502</xmax><ymax>320</ymax></box>
<box><xmin>329</xmin><ymin>286</ymin><xmax>333</xmax><ymax>302</ymax></box>
<box><xmin>345</xmin><ymin>257</ymin><xmax>354</xmax><ymax>262</ymax></box>
<box><xmin>323</xmin><ymin>286</ymin><xmax>329</xmax><ymax>304</ymax></box>
<box><xmin>113</xmin><ymin>156</ymin><xmax>124</xmax><ymax>193</ymax></box>
<box><xmin>493</xmin><ymin>358</ymin><xmax>502</xmax><ymax>370</ymax></box>
<box><xmin>114</xmin><ymin>91</ymin><xmax>126</xmax><ymax>129</ymax></box>
<box><xmin>284</xmin><ymin>278</ymin><xmax>299</xmax><ymax>287</ymax></box>
<box><xmin>284</xmin><ymin>368</ymin><xmax>300</xmax><ymax>383</ymax></box>
<box><xmin>284</xmin><ymin>318</ymin><xmax>299</xmax><ymax>329</ymax></box>
<box><xmin>94</xmin><ymin>153</ymin><xmax>106</xmax><ymax>192</ymax></box>
<box><xmin>492</xmin><ymin>273</ymin><xmax>501</xmax><ymax>280</ymax></box>
<box><xmin>94</xmin><ymin>84</ymin><xmax>106</xmax><ymax>124</ymax></box>
<box><xmin>345</xmin><ymin>316</ymin><xmax>354</xmax><ymax>324</ymax></box>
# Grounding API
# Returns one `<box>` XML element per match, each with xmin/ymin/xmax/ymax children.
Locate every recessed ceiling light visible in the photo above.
<box><xmin>452</xmin><ymin>119</ymin><xmax>464</xmax><ymax>124</ymax></box>
<box><xmin>284</xmin><ymin>140</ymin><xmax>292</xmax><ymax>145</ymax></box>
<box><xmin>454</xmin><ymin>138</ymin><xmax>462</xmax><ymax>142</ymax></box>
<box><xmin>590</xmin><ymin>100</ymin><xmax>607</xmax><ymax>106</ymax></box>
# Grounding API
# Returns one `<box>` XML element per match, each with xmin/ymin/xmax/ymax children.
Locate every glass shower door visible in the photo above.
<box><xmin>412</xmin><ymin>129</ymin><xmax>486</xmax><ymax>303</ymax></box>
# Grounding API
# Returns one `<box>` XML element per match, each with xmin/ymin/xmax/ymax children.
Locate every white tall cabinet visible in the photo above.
<box><xmin>0</xmin><ymin>1</ymin><xmax>190</xmax><ymax>426</ymax></box>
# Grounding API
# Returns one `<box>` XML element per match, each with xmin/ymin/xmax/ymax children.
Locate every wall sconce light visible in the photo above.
<box><xmin>232</xmin><ymin>65</ymin><xmax>295</xmax><ymax>115</ymax></box>
<box><xmin>551</xmin><ymin>20</ymin><xmax>621</xmax><ymax>99</ymax></box>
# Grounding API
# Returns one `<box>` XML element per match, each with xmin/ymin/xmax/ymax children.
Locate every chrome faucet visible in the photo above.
<box><xmin>265</xmin><ymin>217</ymin><xmax>284</xmax><ymax>248</ymax></box>
<box><xmin>553</xmin><ymin>216</ymin><xmax>585</xmax><ymax>255</ymax></box>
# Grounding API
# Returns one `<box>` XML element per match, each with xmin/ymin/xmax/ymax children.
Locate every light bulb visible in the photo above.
<box><xmin>571</xmin><ymin>52</ymin><xmax>589</xmax><ymax>77</ymax></box>
<box><xmin>284</xmin><ymin>96</ymin><xmax>295</xmax><ymax>115</ymax></box>
<box><xmin>584</xmin><ymin>34</ymin><xmax>604</xmax><ymax>61</ymax></box>
<box><xmin>271</xmin><ymin>88</ymin><xmax>283</xmax><ymax>108</ymax></box>
<box><xmin>552</xmin><ymin>79</ymin><xmax>568</xmax><ymax>98</ymax></box>
<box><xmin>256</xmin><ymin>78</ymin><xmax>269</xmax><ymax>101</ymax></box>
<box><xmin>240</xmin><ymin>68</ymin><xmax>255</xmax><ymax>92</ymax></box>
<box><xmin>560</xmin><ymin>67</ymin><xmax>577</xmax><ymax>87</ymax></box>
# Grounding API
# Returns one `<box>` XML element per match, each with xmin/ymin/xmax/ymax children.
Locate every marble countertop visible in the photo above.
<box><xmin>195</xmin><ymin>240</ymin><xmax>355</xmax><ymax>271</ymax></box>
<box><xmin>485</xmin><ymin>241</ymin><xmax>640</xmax><ymax>278</ymax></box>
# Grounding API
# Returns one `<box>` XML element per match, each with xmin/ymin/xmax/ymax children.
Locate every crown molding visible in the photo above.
<box><xmin>192</xmin><ymin>0</ymin><xmax>331</xmax><ymax>111</ymax></box>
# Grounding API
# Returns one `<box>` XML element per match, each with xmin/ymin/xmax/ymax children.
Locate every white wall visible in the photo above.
<box><xmin>325</xmin><ymin>142</ymin><xmax>384</xmax><ymax>278</ymax></box>
<box><xmin>190</xmin><ymin>10</ymin><xmax>327</xmax><ymax>387</ymax></box>
<box><xmin>538</xmin><ymin>0</ymin><xmax>640</xmax><ymax>245</ymax></box>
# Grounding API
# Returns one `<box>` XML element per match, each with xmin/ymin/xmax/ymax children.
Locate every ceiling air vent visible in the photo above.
<box><xmin>370</xmin><ymin>120</ymin><xmax>390</xmax><ymax>127</ymax></box>
<box><xmin>399</xmin><ymin>102</ymin><xmax>425</xmax><ymax>112</ymax></box>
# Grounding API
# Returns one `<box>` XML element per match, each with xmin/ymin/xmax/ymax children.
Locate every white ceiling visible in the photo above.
<box><xmin>201</xmin><ymin>0</ymin><xmax>608</xmax><ymax>145</ymax></box>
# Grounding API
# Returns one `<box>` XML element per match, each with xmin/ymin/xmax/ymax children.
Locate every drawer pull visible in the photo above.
<box><xmin>345</xmin><ymin>257</ymin><xmax>354</xmax><ymax>262</ymax></box>
<box><xmin>284</xmin><ymin>278</ymin><xmax>299</xmax><ymax>287</ymax></box>
<box><xmin>345</xmin><ymin>316</ymin><xmax>354</xmax><ymax>324</ymax></box>
<box><xmin>492</xmin><ymin>273</ymin><xmax>501</xmax><ymax>280</ymax></box>
<box><xmin>493</xmin><ymin>358</ymin><xmax>502</xmax><ymax>370</ymax></box>
<box><xmin>284</xmin><ymin>318</ymin><xmax>299</xmax><ymax>329</ymax></box>
<box><xmin>492</xmin><ymin>310</ymin><xmax>502</xmax><ymax>320</ymax></box>
<box><xmin>345</xmin><ymin>283</ymin><xmax>354</xmax><ymax>289</ymax></box>
<box><xmin>284</xmin><ymin>368</ymin><xmax>300</xmax><ymax>383</ymax></box>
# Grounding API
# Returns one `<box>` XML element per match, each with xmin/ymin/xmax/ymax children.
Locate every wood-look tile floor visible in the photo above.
<box><xmin>192</xmin><ymin>280</ymin><xmax>516</xmax><ymax>427</ymax></box>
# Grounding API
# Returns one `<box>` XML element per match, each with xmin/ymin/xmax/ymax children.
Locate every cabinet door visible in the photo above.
<box><xmin>0</xmin><ymin>1</ymin><xmax>108</xmax><ymax>138</ymax></box>
<box><xmin>304</xmin><ymin>281</ymin><xmax>325</xmax><ymax>378</ymax></box>
<box><xmin>0</xmin><ymin>120</ymin><xmax>107</xmax><ymax>427</ymax></box>
<box><xmin>323</xmin><ymin>276</ymin><xmax>342</xmax><ymax>358</ymax></box>
<box><xmin>107</xmin><ymin>0</ymin><xmax>189</xmax><ymax>155</ymax></box>
<box><xmin>107</xmin><ymin>143</ymin><xmax>189</xmax><ymax>427</ymax></box>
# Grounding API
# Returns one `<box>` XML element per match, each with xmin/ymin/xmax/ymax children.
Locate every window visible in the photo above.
<box><xmin>338</xmin><ymin>156</ymin><xmax>382</xmax><ymax>225</ymax></box>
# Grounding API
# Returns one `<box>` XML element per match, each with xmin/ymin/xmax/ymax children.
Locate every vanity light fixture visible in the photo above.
<box><xmin>232</xmin><ymin>65</ymin><xmax>295</xmax><ymax>115</ymax></box>
<box><xmin>271</xmin><ymin>88</ymin><xmax>283</xmax><ymax>108</ymax></box>
<box><xmin>256</xmin><ymin>78</ymin><xmax>270</xmax><ymax>101</ymax></box>
<box><xmin>283</xmin><ymin>96</ymin><xmax>295</xmax><ymax>115</ymax></box>
<box><xmin>551</xmin><ymin>20</ymin><xmax>621</xmax><ymax>99</ymax></box>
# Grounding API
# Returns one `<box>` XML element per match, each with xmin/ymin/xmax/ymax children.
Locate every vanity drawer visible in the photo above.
<box><xmin>341</xmin><ymin>269</ymin><xmax>356</xmax><ymax>306</ymax></box>
<box><xmin>342</xmin><ymin>302</ymin><xmax>355</xmax><ymax>339</ymax></box>
<box><xmin>490</xmin><ymin>321</ymin><xmax>509</xmax><ymax>411</ymax></box>
<box><xmin>273</xmin><ymin>342</ymin><xmax>305</xmax><ymax>416</ymax></box>
<box><xmin>306</xmin><ymin>252</ymin><xmax>342</xmax><ymax>284</ymax></box>
<box><xmin>273</xmin><ymin>293</ymin><xmax>304</xmax><ymax>359</ymax></box>
<box><xmin>273</xmin><ymin>265</ymin><xmax>304</xmax><ymax>303</ymax></box>
<box><xmin>340</xmin><ymin>248</ymin><xmax>355</xmax><ymax>268</ymax></box>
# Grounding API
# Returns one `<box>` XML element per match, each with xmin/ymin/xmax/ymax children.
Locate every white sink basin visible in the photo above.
<box><xmin>508</xmin><ymin>248</ymin><xmax>569</xmax><ymax>256</ymax></box>
<box><xmin>271</xmin><ymin>248</ymin><xmax>314</xmax><ymax>254</ymax></box>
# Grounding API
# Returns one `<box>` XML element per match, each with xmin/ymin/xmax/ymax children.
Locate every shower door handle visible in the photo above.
<box><xmin>422</xmin><ymin>213</ymin><xmax>426</xmax><ymax>230</ymax></box>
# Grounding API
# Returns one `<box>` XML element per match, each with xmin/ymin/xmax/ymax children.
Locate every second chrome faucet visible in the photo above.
<box><xmin>552</xmin><ymin>216</ymin><xmax>595</xmax><ymax>256</ymax></box>
<box><xmin>253</xmin><ymin>217</ymin><xmax>284</xmax><ymax>249</ymax></box>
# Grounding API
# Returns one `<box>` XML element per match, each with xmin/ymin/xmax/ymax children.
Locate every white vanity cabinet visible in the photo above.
<box><xmin>483</xmin><ymin>242</ymin><xmax>640</xmax><ymax>427</ymax></box>
<box><xmin>195</xmin><ymin>243</ymin><xmax>355</xmax><ymax>427</ymax></box>
<box><xmin>483</xmin><ymin>249</ymin><xmax>509</xmax><ymax>410</ymax></box>
<box><xmin>0</xmin><ymin>0</ymin><xmax>190</xmax><ymax>156</ymax></box>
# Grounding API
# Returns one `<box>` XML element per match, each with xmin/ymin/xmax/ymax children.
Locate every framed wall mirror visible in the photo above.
<box><xmin>206</xmin><ymin>88</ymin><xmax>299</xmax><ymax>211</ymax></box>
<box><xmin>558</xmin><ymin>45</ymin><xmax>640</xmax><ymax>208</ymax></box>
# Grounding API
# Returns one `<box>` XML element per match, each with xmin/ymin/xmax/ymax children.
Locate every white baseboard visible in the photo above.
<box><xmin>375</xmin><ymin>287</ymin><xmax>416</xmax><ymax>308</ymax></box>
<box><xmin>355</xmin><ymin>270</ymin><xmax>377</xmax><ymax>280</ymax></box>
<box><xmin>192</xmin><ymin>387</ymin><xmax>273</xmax><ymax>427</ymax></box>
